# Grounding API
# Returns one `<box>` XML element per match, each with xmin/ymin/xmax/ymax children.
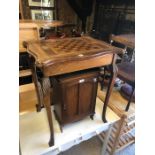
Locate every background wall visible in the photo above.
<box><xmin>91</xmin><ymin>0</ymin><xmax>135</xmax><ymax>42</ymax></box>
<box><xmin>20</xmin><ymin>0</ymin><xmax>135</xmax><ymax>39</ymax></box>
<box><xmin>20</xmin><ymin>0</ymin><xmax>95</xmax><ymax>34</ymax></box>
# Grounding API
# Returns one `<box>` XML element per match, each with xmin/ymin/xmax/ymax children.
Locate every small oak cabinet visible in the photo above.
<box><xmin>52</xmin><ymin>69</ymin><xmax>99</xmax><ymax>130</ymax></box>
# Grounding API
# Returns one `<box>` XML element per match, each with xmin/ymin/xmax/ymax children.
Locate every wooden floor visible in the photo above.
<box><xmin>19</xmin><ymin>83</ymin><xmax>37</xmax><ymax>114</ymax></box>
<box><xmin>97</xmin><ymin>84</ymin><xmax>135</xmax><ymax>118</ymax></box>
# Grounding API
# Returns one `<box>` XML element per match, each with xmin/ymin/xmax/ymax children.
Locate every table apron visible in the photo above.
<box><xmin>42</xmin><ymin>54</ymin><xmax>113</xmax><ymax>77</ymax></box>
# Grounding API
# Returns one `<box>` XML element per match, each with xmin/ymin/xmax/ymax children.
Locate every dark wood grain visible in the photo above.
<box><xmin>52</xmin><ymin>70</ymin><xmax>99</xmax><ymax>128</ymax></box>
<box><xmin>28</xmin><ymin>36</ymin><xmax>123</xmax><ymax>146</ymax></box>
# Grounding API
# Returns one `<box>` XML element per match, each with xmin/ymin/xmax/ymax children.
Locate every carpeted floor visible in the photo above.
<box><xmin>59</xmin><ymin>135</ymin><xmax>135</xmax><ymax>155</ymax></box>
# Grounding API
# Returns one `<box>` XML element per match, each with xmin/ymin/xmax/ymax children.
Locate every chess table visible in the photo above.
<box><xmin>27</xmin><ymin>36</ymin><xmax>123</xmax><ymax>146</ymax></box>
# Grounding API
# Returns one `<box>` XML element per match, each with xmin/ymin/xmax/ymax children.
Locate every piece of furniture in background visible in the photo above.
<box><xmin>111</xmin><ymin>34</ymin><xmax>135</xmax><ymax>105</ymax></box>
<box><xmin>27</xmin><ymin>36</ymin><xmax>123</xmax><ymax>146</ymax></box>
<box><xmin>19</xmin><ymin>19</ymin><xmax>80</xmax><ymax>39</ymax></box>
<box><xmin>111</xmin><ymin>34</ymin><xmax>135</xmax><ymax>49</ymax></box>
<box><xmin>117</xmin><ymin>62</ymin><xmax>135</xmax><ymax>111</ymax></box>
<box><xmin>19</xmin><ymin>22</ymin><xmax>45</xmax><ymax>112</ymax></box>
<box><xmin>19</xmin><ymin>22</ymin><xmax>39</xmax><ymax>53</ymax></box>
<box><xmin>52</xmin><ymin>69</ymin><xmax>99</xmax><ymax>131</ymax></box>
<box><xmin>19</xmin><ymin>22</ymin><xmax>39</xmax><ymax>80</ymax></box>
<box><xmin>20</xmin><ymin>19</ymin><xmax>64</xmax><ymax>39</ymax></box>
<box><xmin>110</xmin><ymin>34</ymin><xmax>135</xmax><ymax>62</ymax></box>
<box><xmin>20</xmin><ymin>0</ymin><xmax>83</xmax><ymax>39</ymax></box>
<box><xmin>100</xmin><ymin>34</ymin><xmax>135</xmax><ymax>111</ymax></box>
<box><xmin>100</xmin><ymin>112</ymin><xmax>135</xmax><ymax>155</ymax></box>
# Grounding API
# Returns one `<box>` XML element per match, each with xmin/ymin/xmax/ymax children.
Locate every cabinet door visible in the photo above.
<box><xmin>62</xmin><ymin>76</ymin><xmax>98</xmax><ymax>123</ymax></box>
<box><xmin>79</xmin><ymin>77</ymin><xmax>98</xmax><ymax>115</ymax></box>
<box><xmin>62</xmin><ymin>82</ymin><xmax>79</xmax><ymax>122</ymax></box>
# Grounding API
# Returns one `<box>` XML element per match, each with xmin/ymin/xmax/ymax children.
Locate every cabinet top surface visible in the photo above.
<box><xmin>27</xmin><ymin>36</ymin><xmax>122</xmax><ymax>66</ymax></box>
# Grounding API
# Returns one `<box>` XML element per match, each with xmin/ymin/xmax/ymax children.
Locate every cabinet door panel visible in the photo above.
<box><xmin>79</xmin><ymin>78</ymin><xmax>97</xmax><ymax>115</ymax></box>
<box><xmin>62</xmin><ymin>84</ymin><xmax>79</xmax><ymax>121</ymax></box>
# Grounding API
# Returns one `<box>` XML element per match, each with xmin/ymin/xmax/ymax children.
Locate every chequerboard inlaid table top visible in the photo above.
<box><xmin>27</xmin><ymin>36</ymin><xmax>122</xmax><ymax>76</ymax></box>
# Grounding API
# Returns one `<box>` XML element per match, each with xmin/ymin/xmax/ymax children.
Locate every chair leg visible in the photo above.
<box><xmin>100</xmin><ymin>67</ymin><xmax>109</xmax><ymax>90</ymax></box>
<box><xmin>125</xmin><ymin>87</ymin><xmax>135</xmax><ymax>111</ymax></box>
<box><xmin>100</xmin><ymin>70</ymin><xmax>106</xmax><ymax>90</ymax></box>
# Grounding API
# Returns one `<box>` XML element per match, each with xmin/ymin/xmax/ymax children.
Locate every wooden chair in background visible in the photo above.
<box><xmin>117</xmin><ymin>62</ymin><xmax>135</xmax><ymax>111</ymax></box>
<box><xmin>111</xmin><ymin>34</ymin><xmax>135</xmax><ymax>111</ymax></box>
<box><xmin>19</xmin><ymin>22</ymin><xmax>48</xmax><ymax>112</ymax></box>
<box><xmin>19</xmin><ymin>22</ymin><xmax>40</xmax><ymax>53</ymax></box>
<box><xmin>100</xmin><ymin>34</ymin><xmax>135</xmax><ymax>111</ymax></box>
